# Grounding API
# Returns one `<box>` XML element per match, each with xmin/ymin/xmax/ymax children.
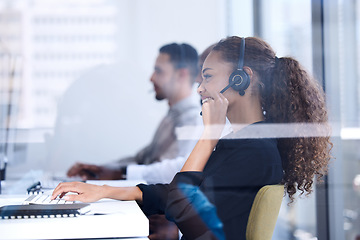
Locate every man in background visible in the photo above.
<box><xmin>67</xmin><ymin>43</ymin><xmax>202</xmax><ymax>184</ymax></box>
<box><xmin>144</xmin><ymin>43</ymin><xmax>217</xmax><ymax>240</ymax></box>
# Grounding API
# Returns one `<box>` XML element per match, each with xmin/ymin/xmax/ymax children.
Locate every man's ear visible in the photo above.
<box><xmin>177</xmin><ymin>68</ymin><xmax>190</xmax><ymax>81</ymax></box>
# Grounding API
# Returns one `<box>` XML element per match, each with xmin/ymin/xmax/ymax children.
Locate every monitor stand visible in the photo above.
<box><xmin>0</xmin><ymin>154</ymin><xmax>6</xmax><ymax>180</ymax></box>
<box><xmin>0</xmin><ymin>155</ymin><xmax>7</xmax><ymax>194</ymax></box>
<box><xmin>0</xmin><ymin>167</ymin><xmax>3</xmax><ymax>194</ymax></box>
<box><xmin>0</xmin><ymin>167</ymin><xmax>5</xmax><ymax>180</ymax></box>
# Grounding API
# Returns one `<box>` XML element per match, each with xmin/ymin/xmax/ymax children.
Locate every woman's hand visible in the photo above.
<box><xmin>51</xmin><ymin>182</ymin><xmax>107</xmax><ymax>202</ymax></box>
<box><xmin>201</xmin><ymin>89</ymin><xmax>228</xmax><ymax>139</ymax></box>
<box><xmin>51</xmin><ymin>182</ymin><xmax>143</xmax><ymax>203</ymax></box>
<box><xmin>181</xmin><ymin>90</ymin><xmax>228</xmax><ymax>172</ymax></box>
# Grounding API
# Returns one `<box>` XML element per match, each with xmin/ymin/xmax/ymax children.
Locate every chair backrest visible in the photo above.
<box><xmin>246</xmin><ymin>185</ymin><xmax>284</xmax><ymax>240</ymax></box>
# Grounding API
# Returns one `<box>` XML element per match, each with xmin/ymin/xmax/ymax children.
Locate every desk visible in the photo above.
<box><xmin>0</xmin><ymin>182</ymin><xmax>149</xmax><ymax>239</ymax></box>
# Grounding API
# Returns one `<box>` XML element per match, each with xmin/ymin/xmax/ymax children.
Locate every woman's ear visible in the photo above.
<box><xmin>243</xmin><ymin>66</ymin><xmax>253</xmax><ymax>79</ymax></box>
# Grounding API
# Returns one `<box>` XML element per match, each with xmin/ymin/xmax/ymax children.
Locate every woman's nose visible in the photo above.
<box><xmin>197</xmin><ymin>83</ymin><xmax>204</xmax><ymax>95</ymax></box>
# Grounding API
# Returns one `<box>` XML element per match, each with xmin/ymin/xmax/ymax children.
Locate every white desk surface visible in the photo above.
<box><xmin>0</xmin><ymin>180</ymin><xmax>149</xmax><ymax>240</ymax></box>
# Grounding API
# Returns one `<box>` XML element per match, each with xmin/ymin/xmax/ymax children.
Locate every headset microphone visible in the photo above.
<box><xmin>220</xmin><ymin>80</ymin><xmax>238</xmax><ymax>94</ymax></box>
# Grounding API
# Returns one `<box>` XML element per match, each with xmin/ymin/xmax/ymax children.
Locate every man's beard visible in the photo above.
<box><xmin>155</xmin><ymin>93</ymin><xmax>165</xmax><ymax>101</ymax></box>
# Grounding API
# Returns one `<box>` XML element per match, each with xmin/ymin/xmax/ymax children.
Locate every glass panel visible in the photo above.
<box><xmin>0</xmin><ymin>0</ymin><xmax>226</xmax><ymax>181</ymax></box>
<box><xmin>261</xmin><ymin>0</ymin><xmax>313</xmax><ymax>71</ymax></box>
<box><xmin>227</xmin><ymin>0</ymin><xmax>254</xmax><ymax>37</ymax></box>
<box><xmin>320</xmin><ymin>0</ymin><xmax>360</xmax><ymax>238</ymax></box>
<box><xmin>258</xmin><ymin>0</ymin><xmax>317</xmax><ymax>239</ymax></box>
<box><xmin>331</xmin><ymin>0</ymin><xmax>360</xmax><ymax>239</ymax></box>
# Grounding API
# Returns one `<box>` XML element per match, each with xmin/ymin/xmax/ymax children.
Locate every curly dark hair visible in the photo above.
<box><xmin>213</xmin><ymin>36</ymin><xmax>332</xmax><ymax>202</ymax></box>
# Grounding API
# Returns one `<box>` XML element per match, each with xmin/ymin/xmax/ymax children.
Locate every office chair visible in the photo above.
<box><xmin>246</xmin><ymin>185</ymin><xmax>284</xmax><ymax>240</ymax></box>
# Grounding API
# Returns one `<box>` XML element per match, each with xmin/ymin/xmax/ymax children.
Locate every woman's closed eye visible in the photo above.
<box><xmin>202</xmin><ymin>74</ymin><xmax>212</xmax><ymax>81</ymax></box>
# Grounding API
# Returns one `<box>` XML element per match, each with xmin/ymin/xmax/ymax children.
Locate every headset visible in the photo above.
<box><xmin>220</xmin><ymin>37</ymin><xmax>250</xmax><ymax>96</ymax></box>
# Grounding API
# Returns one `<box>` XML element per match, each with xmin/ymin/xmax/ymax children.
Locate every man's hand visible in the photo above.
<box><xmin>67</xmin><ymin>162</ymin><xmax>124</xmax><ymax>180</ymax></box>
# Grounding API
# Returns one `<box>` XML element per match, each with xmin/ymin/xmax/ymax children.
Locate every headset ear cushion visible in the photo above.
<box><xmin>228</xmin><ymin>69</ymin><xmax>250</xmax><ymax>96</ymax></box>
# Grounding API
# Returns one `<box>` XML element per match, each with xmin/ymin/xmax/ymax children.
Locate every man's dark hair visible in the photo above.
<box><xmin>159</xmin><ymin>43</ymin><xmax>199</xmax><ymax>83</ymax></box>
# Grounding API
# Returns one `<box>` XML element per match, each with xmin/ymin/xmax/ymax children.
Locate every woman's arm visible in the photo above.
<box><xmin>181</xmin><ymin>90</ymin><xmax>228</xmax><ymax>172</ymax></box>
<box><xmin>51</xmin><ymin>182</ymin><xmax>143</xmax><ymax>203</ymax></box>
<box><xmin>180</xmin><ymin>130</ymin><xmax>220</xmax><ymax>172</ymax></box>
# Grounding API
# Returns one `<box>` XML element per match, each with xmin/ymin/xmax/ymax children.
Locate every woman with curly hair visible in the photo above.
<box><xmin>52</xmin><ymin>36</ymin><xmax>332</xmax><ymax>240</ymax></box>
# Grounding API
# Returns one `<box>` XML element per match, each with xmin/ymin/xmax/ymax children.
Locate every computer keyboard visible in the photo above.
<box><xmin>24</xmin><ymin>194</ymin><xmax>74</xmax><ymax>205</ymax></box>
<box><xmin>40</xmin><ymin>179</ymin><xmax>62</xmax><ymax>189</ymax></box>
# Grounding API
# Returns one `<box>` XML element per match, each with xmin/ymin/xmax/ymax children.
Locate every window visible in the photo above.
<box><xmin>323</xmin><ymin>0</ymin><xmax>360</xmax><ymax>239</ymax></box>
<box><xmin>254</xmin><ymin>0</ymin><xmax>317</xmax><ymax>239</ymax></box>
